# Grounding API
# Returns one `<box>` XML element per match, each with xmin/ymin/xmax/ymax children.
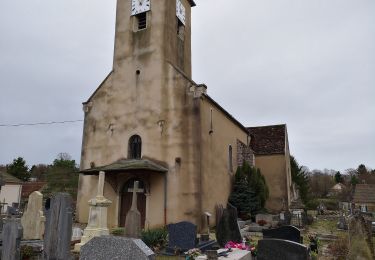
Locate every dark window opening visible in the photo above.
<box><xmin>136</xmin><ymin>13</ymin><xmax>147</xmax><ymax>30</ymax></box>
<box><xmin>177</xmin><ymin>19</ymin><xmax>185</xmax><ymax>41</ymax></box>
<box><xmin>128</xmin><ymin>135</ymin><xmax>142</xmax><ymax>159</ymax></box>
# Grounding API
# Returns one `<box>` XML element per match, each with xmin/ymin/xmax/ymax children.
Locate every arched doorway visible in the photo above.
<box><xmin>120</xmin><ymin>178</ymin><xmax>146</xmax><ymax>228</ymax></box>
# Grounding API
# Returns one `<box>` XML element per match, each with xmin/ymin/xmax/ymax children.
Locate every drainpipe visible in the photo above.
<box><xmin>164</xmin><ymin>174</ymin><xmax>167</xmax><ymax>226</ymax></box>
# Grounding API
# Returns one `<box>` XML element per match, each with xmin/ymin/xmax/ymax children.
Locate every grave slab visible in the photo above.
<box><xmin>80</xmin><ymin>236</ymin><xmax>155</xmax><ymax>260</ymax></box>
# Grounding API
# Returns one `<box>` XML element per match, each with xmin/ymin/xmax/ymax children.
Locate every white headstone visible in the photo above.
<box><xmin>21</xmin><ymin>191</ymin><xmax>45</xmax><ymax>240</ymax></box>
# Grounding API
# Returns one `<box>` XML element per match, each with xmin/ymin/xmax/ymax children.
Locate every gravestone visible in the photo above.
<box><xmin>43</xmin><ymin>193</ymin><xmax>73</xmax><ymax>260</ymax></box>
<box><xmin>80</xmin><ymin>236</ymin><xmax>155</xmax><ymax>260</ymax></box>
<box><xmin>124</xmin><ymin>181</ymin><xmax>143</xmax><ymax>238</ymax></box>
<box><xmin>347</xmin><ymin>213</ymin><xmax>375</xmax><ymax>259</ymax></box>
<box><xmin>167</xmin><ymin>221</ymin><xmax>197</xmax><ymax>252</ymax></box>
<box><xmin>1</xmin><ymin>218</ymin><xmax>23</xmax><ymax>260</ymax></box>
<box><xmin>21</xmin><ymin>191</ymin><xmax>46</xmax><ymax>240</ymax></box>
<box><xmin>262</xmin><ymin>225</ymin><xmax>302</xmax><ymax>243</ymax></box>
<box><xmin>216</xmin><ymin>203</ymin><xmax>242</xmax><ymax>247</ymax></box>
<box><xmin>337</xmin><ymin>214</ymin><xmax>348</xmax><ymax>230</ymax></box>
<box><xmin>257</xmin><ymin>239</ymin><xmax>309</xmax><ymax>260</ymax></box>
<box><xmin>74</xmin><ymin>171</ymin><xmax>112</xmax><ymax>251</ymax></box>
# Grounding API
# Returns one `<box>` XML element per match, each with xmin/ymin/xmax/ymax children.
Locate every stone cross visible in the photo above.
<box><xmin>124</xmin><ymin>181</ymin><xmax>143</xmax><ymax>238</ymax></box>
<box><xmin>128</xmin><ymin>181</ymin><xmax>144</xmax><ymax>210</ymax></box>
<box><xmin>74</xmin><ymin>171</ymin><xmax>112</xmax><ymax>252</ymax></box>
<box><xmin>1</xmin><ymin>218</ymin><xmax>23</xmax><ymax>260</ymax></box>
<box><xmin>97</xmin><ymin>171</ymin><xmax>105</xmax><ymax>198</ymax></box>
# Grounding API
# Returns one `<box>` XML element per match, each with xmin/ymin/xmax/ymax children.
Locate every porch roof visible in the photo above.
<box><xmin>80</xmin><ymin>159</ymin><xmax>168</xmax><ymax>175</ymax></box>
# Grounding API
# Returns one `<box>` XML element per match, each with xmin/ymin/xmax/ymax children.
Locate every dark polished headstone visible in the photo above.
<box><xmin>262</xmin><ymin>225</ymin><xmax>302</xmax><ymax>243</ymax></box>
<box><xmin>80</xmin><ymin>236</ymin><xmax>155</xmax><ymax>260</ymax></box>
<box><xmin>167</xmin><ymin>221</ymin><xmax>197</xmax><ymax>252</ymax></box>
<box><xmin>257</xmin><ymin>239</ymin><xmax>309</xmax><ymax>260</ymax></box>
<box><xmin>1</xmin><ymin>218</ymin><xmax>23</xmax><ymax>260</ymax></box>
<box><xmin>43</xmin><ymin>193</ymin><xmax>73</xmax><ymax>260</ymax></box>
<box><xmin>216</xmin><ymin>203</ymin><xmax>242</xmax><ymax>247</ymax></box>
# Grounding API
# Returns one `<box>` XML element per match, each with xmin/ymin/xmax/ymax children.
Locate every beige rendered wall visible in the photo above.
<box><xmin>254</xmin><ymin>154</ymin><xmax>288</xmax><ymax>213</ymax></box>
<box><xmin>199</xmin><ymin>97</ymin><xmax>248</xmax><ymax>226</ymax></box>
<box><xmin>77</xmin><ymin>0</ymin><xmax>202</xmax><ymax>228</ymax></box>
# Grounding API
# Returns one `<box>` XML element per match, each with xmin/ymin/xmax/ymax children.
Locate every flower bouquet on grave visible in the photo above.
<box><xmin>185</xmin><ymin>248</ymin><xmax>202</xmax><ymax>260</ymax></box>
<box><xmin>224</xmin><ymin>241</ymin><xmax>250</xmax><ymax>251</ymax></box>
<box><xmin>244</xmin><ymin>236</ymin><xmax>258</xmax><ymax>256</ymax></box>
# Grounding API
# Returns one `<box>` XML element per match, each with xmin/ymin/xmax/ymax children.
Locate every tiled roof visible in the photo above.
<box><xmin>353</xmin><ymin>184</ymin><xmax>375</xmax><ymax>204</ymax></box>
<box><xmin>0</xmin><ymin>171</ymin><xmax>22</xmax><ymax>184</ymax></box>
<box><xmin>81</xmin><ymin>159</ymin><xmax>168</xmax><ymax>175</ymax></box>
<box><xmin>21</xmin><ymin>182</ymin><xmax>47</xmax><ymax>198</ymax></box>
<box><xmin>247</xmin><ymin>124</ymin><xmax>286</xmax><ymax>155</ymax></box>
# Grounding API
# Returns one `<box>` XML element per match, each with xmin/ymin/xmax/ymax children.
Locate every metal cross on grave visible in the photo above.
<box><xmin>128</xmin><ymin>181</ymin><xmax>144</xmax><ymax>211</ymax></box>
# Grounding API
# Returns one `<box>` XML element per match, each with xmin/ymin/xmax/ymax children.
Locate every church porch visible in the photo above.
<box><xmin>80</xmin><ymin>159</ymin><xmax>168</xmax><ymax>229</ymax></box>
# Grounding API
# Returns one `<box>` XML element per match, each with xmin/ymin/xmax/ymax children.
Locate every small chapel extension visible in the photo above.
<box><xmin>76</xmin><ymin>0</ymin><xmax>293</xmax><ymax>230</ymax></box>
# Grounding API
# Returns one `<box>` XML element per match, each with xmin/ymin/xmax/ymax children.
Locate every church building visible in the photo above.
<box><xmin>77</xmin><ymin>0</ymin><xmax>292</xmax><ymax>229</ymax></box>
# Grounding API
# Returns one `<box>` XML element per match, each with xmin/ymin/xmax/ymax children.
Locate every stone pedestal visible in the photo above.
<box><xmin>74</xmin><ymin>171</ymin><xmax>112</xmax><ymax>251</ymax></box>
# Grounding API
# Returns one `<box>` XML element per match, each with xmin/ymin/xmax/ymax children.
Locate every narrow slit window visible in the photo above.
<box><xmin>136</xmin><ymin>13</ymin><xmax>147</xmax><ymax>30</ymax></box>
<box><xmin>177</xmin><ymin>19</ymin><xmax>185</xmax><ymax>41</ymax></box>
<box><xmin>229</xmin><ymin>145</ymin><xmax>233</xmax><ymax>172</ymax></box>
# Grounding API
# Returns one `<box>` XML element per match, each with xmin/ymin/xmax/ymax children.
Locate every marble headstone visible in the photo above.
<box><xmin>216</xmin><ymin>204</ymin><xmax>242</xmax><ymax>247</ymax></box>
<box><xmin>262</xmin><ymin>225</ymin><xmax>302</xmax><ymax>243</ymax></box>
<box><xmin>21</xmin><ymin>191</ymin><xmax>46</xmax><ymax>240</ymax></box>
<box><xmin>257</xmin><ymin>239</ymin><xmax>309</xmax><ymax>260</ymax></box>
<box><xmin>124</xmin><ymin>181</ymin><xmax>143</xmax><ymax>238</ymax></box>
<box><xmin>167</xmin><ymin>221</ymin><xmax>197</xmax><ymax>251</ymax></box>
<box><xmin>1</xmin><ymin>218</ymin><xmax>23</xmax><ymax>260</ymax></box>
<box><xmin>80</xmin><ymin>236</ymin><xmax>155</xmax><ymax>260</ymax></box>
<box><xmin>43</xmin><ymin>193</ymin><xmax>73</xmax><ymax>260</ymax></box>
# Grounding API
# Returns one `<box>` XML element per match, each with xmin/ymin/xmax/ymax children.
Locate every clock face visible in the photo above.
<box><xmin>131</xmin><ymin>0</ymin><xmax>151</xmax><ymax>16</ymax></box>
<box><xmin>176</xmin><ymin>0</ymin><xmax>186</xmax><ymax>25</ymax></box>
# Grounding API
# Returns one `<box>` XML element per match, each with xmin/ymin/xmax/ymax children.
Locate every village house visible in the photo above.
<box><xmin>0</xmin><ymin>171</ymin><xmax>22</xmax><ymax>213</ymax></box>
<box><xmin>76</xmin><ymin>0</ymin><xmax>293</xmax><ymax>230</ymax></box>
<box><xmin>352</xmin><ymin>184</ymin><xmax>375</xmax><ymax>213</ymax></box>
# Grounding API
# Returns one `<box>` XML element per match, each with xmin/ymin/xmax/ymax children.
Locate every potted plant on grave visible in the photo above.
<box><xmin>257</xmin><ymin>219</ymin><xmax>267</xmax><ymax>226</ymax></box>
<box><xmin>21</xmin><ymin>245</ymin><xmax>34</xmax><ymax>260</ymax></box>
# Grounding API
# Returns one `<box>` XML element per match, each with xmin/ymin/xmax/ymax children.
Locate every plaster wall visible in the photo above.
<box><xmin>0</xmin><ymin>184</ymin><xmax>22</xmax><ymax>213</ymax></box>
<box><xmin>199</xmin><ymin>97</ymin><xmax>248</xmax><ymax>225</ymax></box>
<box><xmin>77</xmin><ymin>0</ymin><xmax>202</xmax><ymax>228</ymax></box>
<box><xmin>254</xmin><ymin>154</ymin><xmax>289</xmax><ymax>212</ymax></box>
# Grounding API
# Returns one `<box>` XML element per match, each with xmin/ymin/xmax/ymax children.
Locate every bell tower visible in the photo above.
<box><xmin>113</xmin><ymin>0</ymin><xmax>196</xmax><ymax>78</ymax></box>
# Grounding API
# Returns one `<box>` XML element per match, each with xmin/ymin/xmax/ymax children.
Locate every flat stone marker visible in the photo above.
<box><xmin>216</xmin><ymin>204</ymin><xmax>242</xmax><ymax>247</ymax></box>
<box><xmin>21</xmin><ymin>191</ymin><xmax>46</xmax><ymax>240</ymax></box>
<box><xmin>262</xmin><ymin>225</ymin><xmax>301</xmax><ymax>243</ymax></box>
<box><xmin>43</xmin><ymin>193</ymin><xmax>73</xmax><ymax>260</ymax></box>
<box><xmin>167</xmin><ymin>221</ymin><xmax>197</xmax><ymax>252</ymax></box>
<box><xmin>257</xmin><ymin>239</ymin><xmax>309</xmax><ymax>260</ymax></box>
<box><xmin>80</xmin><ymin>236</ymin><xmax>155</xmax><ymax>260</ymax></box>
<box><xmin>124</xmin><ymin>181</ymin><xmax>143</xmax><ymax>238</ymax></box>
<box><xmin>1</xmin><ymin>218</ymin><xmax>23</xmax><ymax>260</ymax></box>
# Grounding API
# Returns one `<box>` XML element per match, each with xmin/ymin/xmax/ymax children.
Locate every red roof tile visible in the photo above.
<box><xmin>353</xmin><ymin>184</ymin><xmax>375</xmax><ymax>204</ymax></box>
<box><xmin>247</xmin><ymin>124</ymin><xmax>286</xmax><ymax>155</ymax></box>
<box><xmin>21</xmin><ymin>182</ymin><xmax>46</xmax><ymax>198</ymax></box>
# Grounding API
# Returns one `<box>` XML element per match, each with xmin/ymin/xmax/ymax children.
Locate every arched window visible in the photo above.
<box><xmin>229</xmin><ymin>145</ymin><xmax>233</xmax><ymax>172</ymax></box>
<box><xmin>128</xmin><ymin>135</ymin><xmax>142</xmax><ymax>159</ymax></box>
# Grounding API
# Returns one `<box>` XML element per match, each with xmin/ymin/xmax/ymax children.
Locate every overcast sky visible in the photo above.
<box><xmin>0</xmin><ymin>0</ymin><xmax>374</xmax><ymax>172</ymax></box>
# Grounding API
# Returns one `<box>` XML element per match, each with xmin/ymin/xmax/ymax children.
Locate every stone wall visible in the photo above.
<box><xmin>236</xmin><ymin>140</ymin><xmax>254</xmax><ymax>167</ymax></box>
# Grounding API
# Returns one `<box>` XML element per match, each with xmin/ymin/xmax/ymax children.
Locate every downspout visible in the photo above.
<box><xmin>164</xmin><ymin>173</ymin><xmax>167</xmax><ymax>226</ymax></box>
